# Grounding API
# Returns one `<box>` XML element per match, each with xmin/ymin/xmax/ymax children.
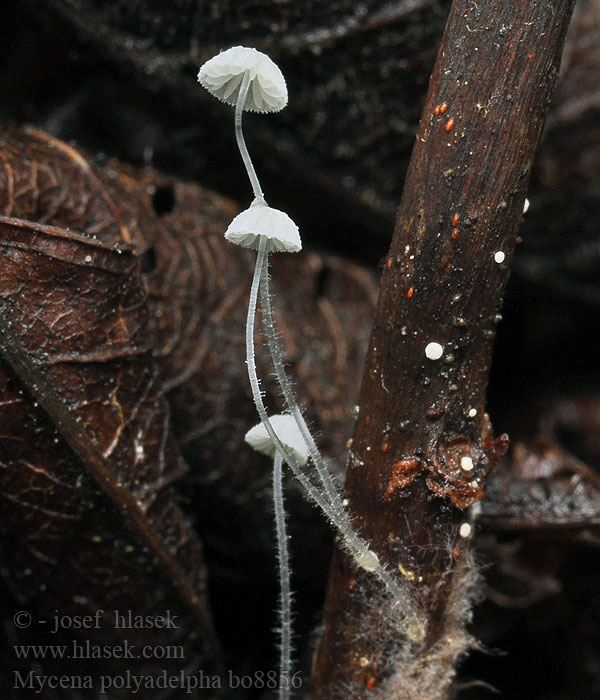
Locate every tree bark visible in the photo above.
<box><xmin>312</xmin><ymin>0</ymin><xmax>576</xmax><ymax>697</ymax></box>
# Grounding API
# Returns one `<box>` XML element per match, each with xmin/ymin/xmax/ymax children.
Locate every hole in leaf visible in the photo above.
<box><xmin>314</xmin><ymin>264</ymin><xmax>331</xmax><ymax>299</ymax></box>
<box><xmin>139</xmin><ymin>247</ymin><xmax>157</xmax><ymax>272</ymax></box>
<box><xmin>151</xmin><ymin>185</ymin><xmax>175</xmax><ymax>215</ymax></box>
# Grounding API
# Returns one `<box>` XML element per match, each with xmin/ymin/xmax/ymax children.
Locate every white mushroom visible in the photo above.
<box><xmin>198</xmin><ymin>46</ymin><xmax>287</xmax><ymax>113</ymax></box>
<box><xmin>198</xmin><ymin>46</ymin><xmax>287</xmax><ymax>203</ymax></box>
<box><xmin>245</xmin><ymin>414</ymin><xmax>309</xmax><ymax>466</ymax></box>
<box><xmin>225</xmin><ymin>202</ymin><xmax>301</xmax><ymax>253</ymax></box>
<box><xmin>199</xmin><ymin>48</ymin><xmax>424</xmax><ymax>639</ymax></box>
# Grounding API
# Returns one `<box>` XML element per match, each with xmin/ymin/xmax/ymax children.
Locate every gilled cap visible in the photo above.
<box><xmin>224</xmin><ymin>202</ymin><xmax>301</xmax><ymax>253</ymax></box>
<box><xmin>245</xmin><ymin>414</ymin><xmax>309</xmax><ymax>466</ymax></box>
<box><xmin>198</xmin><ymin>46</ymin><xmax>288</xmax><ymax>113</ymax></box>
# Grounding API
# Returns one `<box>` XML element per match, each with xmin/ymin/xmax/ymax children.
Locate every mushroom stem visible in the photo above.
<box><xmin>259</xmin><ymin>260</ymin><xmax>346</xmax><ymax>513</ymax></box>
<box><xmin>246</xmin><ymin>237</ymin><xmax>335</xmax><ymax>517</ymax></box>
<box><xmin>235</xmin><ymin>71</ymin><xmax>266</xmax><ymax>205</ymax></box>
<box><xmin>256</xmin><ymin>254</ymin><xmax>422</xmax><ymax>630</ymax></box>
<box><xmin>273</xmin><ymin>450</ymin><xmax>292</xmax><ymax>700</ymax></box>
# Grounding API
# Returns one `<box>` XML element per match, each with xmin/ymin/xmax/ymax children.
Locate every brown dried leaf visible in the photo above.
<box><xmin>0</xmin><ymin>126</ymin><xmax>221</xmax><ymax>698</ymax></box>
<box><xmin>482</xmin><ymin>439</ymin><xmax>600</xmax><ymax>535</ymax></box>
<box><xmin>0</xmin><ymin>125</ymin><xmax>379</xmax><ymax>693</ymax></box>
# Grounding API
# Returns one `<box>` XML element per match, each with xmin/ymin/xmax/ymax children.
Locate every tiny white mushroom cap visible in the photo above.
<box><xmin>225</xmin><ymin>202</ymin><xmax>301</xmax><ymax>253</ymax></box>
<box><xmin>198</xmin><ymin>46</ymin><xmax>288</xmax><ymax>113</ymax></box>
<box><xmin>245</xmin><ymin>414</ymin><xmax>309</xmax><ymax>466</ymax></box>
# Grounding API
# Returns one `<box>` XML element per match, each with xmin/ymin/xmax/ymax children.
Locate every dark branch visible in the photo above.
<box><xmin>312</xmin><ymin>0</ymin><xmax>576</xmax><ymax>696</ymax></box>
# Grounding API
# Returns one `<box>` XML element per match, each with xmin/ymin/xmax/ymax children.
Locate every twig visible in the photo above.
<box><xmin>312</xmin><ymin>0</ymin><xmax>576</xmax><ymax>697</ymax></box>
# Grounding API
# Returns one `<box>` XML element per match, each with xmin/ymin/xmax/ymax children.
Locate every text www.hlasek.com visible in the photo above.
<box><xmin>13</xmin><ymin>639</ymin><xmax>184</xmax><ymax>660</ymax></box>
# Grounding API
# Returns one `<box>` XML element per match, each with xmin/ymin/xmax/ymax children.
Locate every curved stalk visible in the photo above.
<box><xmin>235</xmin><ymin>72</ymin><xmax>266</xmax><ymax>205</ymax></box>
<box><xmin>246</xmin><ymin>247</ymin><xmax>424</xmax><ymax>638</ymax></box>
<box><xmin>259</xmin><ymin>260</ymin><xmax>347</xmax><ymax>514</ymax></box>
<box><xmin>246</xmin><ymin>238</ymin><xmax>337</xmax><ymax>519</ymax></box>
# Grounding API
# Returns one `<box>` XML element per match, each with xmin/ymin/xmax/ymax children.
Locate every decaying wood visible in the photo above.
<box><xmin>312</xmin><ymin>1</ymin><xmax>576</xmax><ymax>697</ymax></box>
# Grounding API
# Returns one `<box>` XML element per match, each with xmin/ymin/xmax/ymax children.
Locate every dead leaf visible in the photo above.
<box><xmin>0</xmin><ymin>126</ymin><xmax>221</xmax><ymax>698</ymax></box>
<box><xmin>0</xmin><ymin>125</ymin><xmax>379</xmax><ymax>694</ymax></box>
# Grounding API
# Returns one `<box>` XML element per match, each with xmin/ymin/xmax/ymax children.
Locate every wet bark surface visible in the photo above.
<box><xmin>312</xmin><ymin>0</ymin><xmax>576</xmax><ymax>696</ymax></box>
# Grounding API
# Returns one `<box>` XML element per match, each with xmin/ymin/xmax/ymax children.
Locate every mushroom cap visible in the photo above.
<box><xmin>198</xmin><ymin>46</ymin><xmax>288</xmax><ymax>113</ymax></box>
<box><xmin>245</xmin><ymin>414</ymin><xmax>309</xmax><ymax>466</ymax></box>
<box><xmin>225</xmin><ymin>202</ymin><xmax>301</xmax><ymax>253</ymax></box>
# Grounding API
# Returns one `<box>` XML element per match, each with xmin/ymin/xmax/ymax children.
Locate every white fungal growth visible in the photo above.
<box><xmin>459</xmin><ymin>522</ymin><xmax>472</xmax><ymax>538</ymax></box>
<box><xmin>523</xmin><ymin>197</ymin><xmax>530</xmax><ymax>214</ymax></box>
<box><xmin>206</xmin><ymin>44</ymin><xmax>428</xmax><ymax>669</ymax></box>
<box><xmin>425</xmin><ymin>341</ymin><xmax>444</xmax><ymax>360</ymax></box>
<box><xmin>354</xmin><ymin>549</ymin><xmax>380</xmax><ymax>572</ymax></box>
<box><xmin>245</xmin><ymin>423</ymin><xmax>295</xmax><ymax>700</ymax></box>
<box><xmin>198</xmin><ymin>46</ymin><xmax>287</xmax><ymax>113</ymax></box>
<box><xmin>245</xmin><ymin>414</ymin><xmax>309</xmax><ymax>466</ymax></box>
<box><xmin>225</xmin><ymin>201</ymin><xmax>301</xmax><ymax>253</ymax></box>
<box><xmin>494</xmin><ymin>251</ymin><xmax>505</xmax><ymax>264</ymax></box>
<box><xmin>198</xmin><ymin>46</ymin><xmax>288</xmax><ymax>203</ymax></box>
<box><xmin>460</xmin><ymin>456</ymin><xmax>473</xmax><ymax>472</ymax></box>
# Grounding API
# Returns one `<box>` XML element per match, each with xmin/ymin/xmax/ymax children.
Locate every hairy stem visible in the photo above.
<box><xmin>246</xmin><ymin>240</ymin><xmax>336</xmax><ymax>517</ymax></box>
<box><xmin>273</xmin><ymin>450</ymin><xmax>292</xmax><ymax>700</ymax></box>
<box><xmin>259</xmin><ymin>262</ymin><xmax>346</xmax><ymax>514</ymax></box>
<box><xmin>256</xmin><ymin>254</ymin><xmax>420</xmax><ymax>628</ymax></box>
